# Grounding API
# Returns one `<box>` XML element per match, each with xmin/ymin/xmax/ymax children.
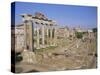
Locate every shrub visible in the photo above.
<box><xmin>75</xmin><ymin>32</ymin><xmax>83</xmax><ymax>39</ymax></box>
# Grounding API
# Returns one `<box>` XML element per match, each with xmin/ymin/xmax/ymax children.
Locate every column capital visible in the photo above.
<box><xmin>20</xmin><ymin>14</ymin><xmax>33</xmax><ymax>22</ymax></box>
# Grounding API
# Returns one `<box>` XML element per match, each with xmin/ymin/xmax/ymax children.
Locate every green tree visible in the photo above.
<box><xmin>75</xmin><ymin>32</ymin><xmax>83</xmax><ymax>39</ymax></box>
<box><xmin>92</xmin><ymin>28</ymin><xmax>97</xmax><ymax>33</ymax></box>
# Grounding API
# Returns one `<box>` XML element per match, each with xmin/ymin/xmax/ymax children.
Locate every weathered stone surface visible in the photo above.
<box><xmin>48</xmin><ymin>53</ymin><xmax>52</xmax><ymax>57</ymax></box>
<box><xmin>21</xmin><ymin>50</ymin><xmax>37</xmax><ymax>64</ymax></box>
<box><xmin>42</xmin><ymin>53</ymin><xmax>48</xmax><ymax>59</ymax></box>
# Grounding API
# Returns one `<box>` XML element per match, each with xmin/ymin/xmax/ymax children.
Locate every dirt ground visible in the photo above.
<box><xmin>16</xmin><ymin>35</ymin><xmax>97</xmax><ymax>73</ymax></box>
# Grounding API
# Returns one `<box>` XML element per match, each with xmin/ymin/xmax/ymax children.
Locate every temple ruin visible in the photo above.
<box><xmin>14</xmin><ymin>12</ymin><xmax>57</xmax><ymax>52</ymax></box>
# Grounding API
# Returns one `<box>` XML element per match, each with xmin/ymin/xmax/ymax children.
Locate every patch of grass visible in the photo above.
<box><xmin>35</xmin><ymin>46</ymin><xmax>57</xmax><ymax>53</ymax></box>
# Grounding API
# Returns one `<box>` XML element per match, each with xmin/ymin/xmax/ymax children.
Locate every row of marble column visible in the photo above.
<box><xmin>21</xmin><ymin>14</ymin><xmax>57</xmax><ymax>51</ymax></box>
<box><xmin>36</xmin><ymin>24</ymin><xmax>57</xmax><ymax>49</ymax></box>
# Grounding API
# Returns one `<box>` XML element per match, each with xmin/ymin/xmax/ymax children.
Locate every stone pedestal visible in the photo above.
<box><xmin>21</xmin><ymin>49</ymin><xmax>37</xmax><ymax>64</ymax></box>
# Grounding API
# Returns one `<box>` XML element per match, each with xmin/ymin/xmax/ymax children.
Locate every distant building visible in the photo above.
<box><xmin>73</xmin><ymin>26</ymin><xmax>83</xmax><ymax>32</ymax></box>
<box><xmin>11</xmin><ymin>24</ymin><xmax>24</xmax><ymax>53</ymax></box>
<box><xmin>87</xmin><ymin>29</ymin><xmax>94</xmax><ymax>39</ymax></box>
<box><xmin>57</xmin><ymin>27</ymin><xmax>70</xmax><ymax>38</ymax></box>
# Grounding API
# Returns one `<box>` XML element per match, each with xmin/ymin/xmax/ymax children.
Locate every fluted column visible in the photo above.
<box><xmin>54</xmin><ymin>27</ymin><xmax>57</xmax><ymax>46</ymax></box>
<box><xmin>28</xmin><ymin>21</ymin><xmax>33</xmax><ymax>51</ymax></box>
<box><xmin>36</xmin><ymin>27</ymin><xmax>40</xmax><ymax>49</ymax></box>
<box><xmin>50</xmin><ymin>27</ymin><xmax>53</xmax><ymax>46</ymax></box>
<box><xmin>42</xmin><ymin>25</ymin><xmax>45</xmax><ymax>48</ymax></box>
<box><xmin>23</xmin><ymin>20</ymin><xmax>28</xmax><ymax>50</ymax></box>
<box><xmin>20</xmin><ymin>14</ymin><xmax>33</xmax><ymax>51</ymax></box>
<box><xmin>46</xmin><ymin>27</ymin><xmax>49</xmax><ymax>47</ymax></box>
